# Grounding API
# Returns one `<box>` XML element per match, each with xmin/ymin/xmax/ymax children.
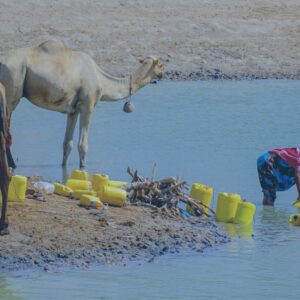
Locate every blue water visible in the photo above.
<box><xmin>1</xmin><ymin>80</ymin><xmax>300</xmax><ymax>299</ymax></box>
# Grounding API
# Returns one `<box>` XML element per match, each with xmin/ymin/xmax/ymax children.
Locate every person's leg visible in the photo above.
<box><xmin>273</xmin><ymin>155</ymin><xmax>296</xmax><ymax>191</ymax></box>
<box><xmin>257</xmin><ymin>152</ymin><xmax>277</xmax><ymax>205</ymax></box>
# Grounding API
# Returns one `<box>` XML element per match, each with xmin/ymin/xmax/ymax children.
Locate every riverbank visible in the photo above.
<box><xmin>0</xmin><ymin>189</ymin><xmax>228</xmax><ymax>272</ymax></box>
<box><xmin>0</xmin><ymin>0</ymin><xmax>299</xmax><ymax>81</ymax></box>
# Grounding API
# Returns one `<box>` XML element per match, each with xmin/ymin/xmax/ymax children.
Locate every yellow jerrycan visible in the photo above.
<box><xmin>109</xmin><ymin>180</ymin><xmax>128</xmax><ymax>188</ymax></box>
<box><xmin>0</xmin><ymin>175</ymin><xmax>27</xmax><ymax>203</ymax></box>
<box><xmin>233</xmin><ymin>201</ymin><xmax>256</xmax><ymax>225</ymax></box>
<box><xmin>100</xmin><ymin>186</ymin><xmax>127</xmax><ymax>207</ymax></box>
<box><xmin>79</xmin><ymin>194</ymin><xmax>103</xmax><ymax>208</ymax></box>
<box><xmin>66</xmin><ymin>179</ymin><xmax>92</xmax><ymax>191</ymax></box>
<box><xmin>292</xmin><ymin>201</ymin><xmax>300</xmax><ymax>209</ymax></box>
<box><xmin>8</xmin><ymin>175</ymin><xmax>27</xmax><ymax>202</ymax></box>
<box><xmin>215</xmin><ymin>192</ymin><xmax>241</xmax><ymax>223</ymax></box>
<box><xmin>189</xmin><ymin>183</ymin><xmax>213</xmax><ymax>214</ymax></box>
<box><xmin>288</xmin><ymin>214</ymin><xmax>300</xmax><ymax>226</ymax></box>
<box><xmin>73</xmin><ymin>189</ymin><xmax>97</xmax><ymax>200</ymax></box>
<box><xmin>70</xmin><ymin>169</ymin><xmax>89</xmax><ymax>181</ymax></box>
<box><xmin>53</xmin><ymin>182</ymin><xmax>73</xmax><ymax>197</ymax></box>
<box><xmin>91</xmin><ymin>174</ymin><xmax>110</xmax><ymax>192</ymax></box>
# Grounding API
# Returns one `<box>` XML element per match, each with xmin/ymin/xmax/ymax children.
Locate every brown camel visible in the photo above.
<box><xmin>0</xmin><ymin>82</ymin><xmax>15</xmax><ymax>235</ymax></box>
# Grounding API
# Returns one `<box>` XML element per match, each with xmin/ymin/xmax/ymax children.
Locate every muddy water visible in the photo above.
<box><xmin>1</xmin><ymin>80</ymin><xmax>300</xmax><ymax>299</ymax></box>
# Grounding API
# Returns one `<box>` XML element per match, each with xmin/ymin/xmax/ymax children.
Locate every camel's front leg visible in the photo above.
<box><xmin>78</xmin><ymin>109</ymin><xmax>92</xmax><ymax>169</ymax></box>
<box><xmin>0</xmin><ymin>184</ymin><xmax>9</xmax><ymax>235</ymax></box>
<box><xmin>62</xmin><ymin>112</ymin><xmax>79</xmax><ymax>166</ymax></box>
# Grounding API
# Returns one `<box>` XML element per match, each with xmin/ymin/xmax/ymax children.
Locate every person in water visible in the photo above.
<box><xmin>257</xmin><ymin>148</ymin><xmax>300</xmax><ymax>205</ymax></box>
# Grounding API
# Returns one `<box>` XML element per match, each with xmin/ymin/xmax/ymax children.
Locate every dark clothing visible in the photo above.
<box><xmin>257</xmin><ymin>152</ymin><xmax>296</xmax><ymax>203</ymax></box>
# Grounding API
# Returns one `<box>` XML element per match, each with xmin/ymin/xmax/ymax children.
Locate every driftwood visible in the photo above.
<box><xmin>124</xmin><ymin>167</ymin><xmax>215</xmax><ymax>218</ymax></box>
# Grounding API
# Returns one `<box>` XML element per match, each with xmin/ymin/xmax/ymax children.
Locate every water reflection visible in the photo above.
<box><xmin>260</xmin><ymin>206</ymin><xmax>289</xmax><ymax>226</ymax></box>
<box><xmin>0</xmin><ymin>277</ymin><xmax>24</xmax><ymax>300</ymax></box>
<box><xmin>219</xmin><ymin>222</ymin><xmax>254</xmax><ymax>240</ymax></box>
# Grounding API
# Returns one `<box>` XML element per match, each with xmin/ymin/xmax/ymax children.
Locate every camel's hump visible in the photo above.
<box><xmin>37</xmin><ymin>40</ymin><xmax>67</xmax><ymax>54</ymax></box>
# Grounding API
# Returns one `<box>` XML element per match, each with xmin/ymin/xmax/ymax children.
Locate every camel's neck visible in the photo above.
<box><xmin>96</xmin><ymin>66</ymin><xmax>152</xmax><ymax>101</ymax></box>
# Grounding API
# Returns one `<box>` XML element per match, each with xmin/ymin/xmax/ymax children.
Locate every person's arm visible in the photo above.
<box><xmin>295</xmin><ymin>173</ymin><xmax>300</xmax><ymax>202</ymax></box>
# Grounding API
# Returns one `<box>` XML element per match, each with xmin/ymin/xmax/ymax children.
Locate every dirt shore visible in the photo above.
<box><xmin>0</xmin><ymin>0</ymin><xmax>299</xmax><ymax>80</ymax></box>
<box><xmin>0</xmin><ymin>191</ymin><xmax>228</xmax><ymax>272</ymax></box>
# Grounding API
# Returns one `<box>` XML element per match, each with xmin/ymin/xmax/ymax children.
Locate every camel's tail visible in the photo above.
<box><xmin>0</xmin><ymin>83</ymin><xmax>15</xmax><ymax>169</ymax></box>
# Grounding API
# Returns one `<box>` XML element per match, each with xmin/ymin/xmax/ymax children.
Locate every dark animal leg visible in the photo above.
<box><xmin>0</xmin><ymin>83</ymin><xmax>12</xmax><ymax>235</ymax></box>
<box><xmin>0</xmin><ymin>183</ymin><xmax>9</xmax><ymax>235</ymax></box>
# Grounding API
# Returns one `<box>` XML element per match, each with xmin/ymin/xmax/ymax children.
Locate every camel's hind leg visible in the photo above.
<box><xmin>62</xmin><ymin>112</ymin><xmax>79</xmax><ymax>166</ymax></box>
<box><xmin>78</xmin><ymin>107</ymin><xmax>92</xmax><ymax>169</ymax></box>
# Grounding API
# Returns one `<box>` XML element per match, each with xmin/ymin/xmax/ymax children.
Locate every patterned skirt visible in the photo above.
<box><xmin>257</xmin><ymin>152</ymin><xmax>296</xmax><ymax>203</ymax></box>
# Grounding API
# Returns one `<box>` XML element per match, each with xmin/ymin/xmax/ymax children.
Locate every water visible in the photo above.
<box><xmin>1</xmin><ymin>80</ymin><xmax>300</xmax><ymax>299</ymax></box>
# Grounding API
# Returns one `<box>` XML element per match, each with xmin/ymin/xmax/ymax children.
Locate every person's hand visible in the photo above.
<box><xmin>292</xmin><ymin>196</ymin><xmax>300</xmax><ymax>207</ymax></box>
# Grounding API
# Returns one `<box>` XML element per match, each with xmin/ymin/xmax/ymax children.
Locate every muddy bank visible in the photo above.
<box><xmin>0</xmin><ymin>0</ymin><xmax>299</xmax><ymax>81</ymax></box>
<box><xmin>0</xmin><ymin>192</ymin><xmax>228</xmax><ymax>272</ymax></box>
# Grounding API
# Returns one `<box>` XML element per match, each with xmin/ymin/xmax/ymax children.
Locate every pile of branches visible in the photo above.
<box><xmin>123</xmin><ymin>167</ymin><xmax>215</xmax><ymax>218</ymax></box>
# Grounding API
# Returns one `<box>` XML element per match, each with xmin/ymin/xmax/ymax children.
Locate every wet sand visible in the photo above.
<box><xmin>0</xmin><ymin>192</ymin><xmax>228</xmax><ymax>272</ymax></box>
<box><xmin>0</xmin><ymin>0</ymin><xmax>299</xmax><ymax>80</ymax></box>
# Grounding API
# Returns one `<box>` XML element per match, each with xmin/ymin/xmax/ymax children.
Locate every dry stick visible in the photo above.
<box><xmin>127</xmin><ymin>166</ymin><xmax>213</xmax><ymax>217</ymax></box>
<box><xmin>159</xmin><ymin>177</ymin><xmax>177</xmax><ymax>184</ymax></box>
<box><xmin>151</xmin><ymin>163</ymin><xmax>157</xmax><ymax>181</ymax></box>
<box><xmin>127</xmin><ymin>167</ymin><xmax>145</xmax><ymax>183</ymax></box>
<box><xmin>123</xmin><ymin>181</ymin><xmax>157</xmax><ymax>191</ymax></box>
<box><xmin>180</xmin><ymin>195</ymin><xmax>215</xmax><ymax>216</ymax></box>
<box><xmin>161</xmin><ymin>181</ymin><xmax>187</xmax><ymax>194</ymax></box>
<box><xmin>189</xmin><ymin>197</ymin><xmax>216</xmax><ymax>215</ymax></box>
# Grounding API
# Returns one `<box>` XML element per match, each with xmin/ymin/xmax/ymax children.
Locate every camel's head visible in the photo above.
<box><xmin>139</xmin><ymin>56</ymin><xmax>164</xmax><ymax>80</ymax></box>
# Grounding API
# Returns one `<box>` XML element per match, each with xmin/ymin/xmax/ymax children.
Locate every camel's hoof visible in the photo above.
<box><xmin>0</xmin><ymin>227</ymin><xmax>9</xmax><ymax>236</ymax></box>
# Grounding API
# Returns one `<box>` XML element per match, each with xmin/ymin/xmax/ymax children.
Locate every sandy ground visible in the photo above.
<box><xmin>0</xmin><ymin>0</ymin><xmax>299</xmax><ymax>80</ymax></box>
<box><xmin>0</xmin><ymin>191</ymin><xmax>228</xmax><ymax>271</ymax></box>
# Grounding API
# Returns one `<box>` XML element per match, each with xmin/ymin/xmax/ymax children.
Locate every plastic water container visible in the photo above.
<box><xmin>8</xmin><ymin>175</ymin><xmax>27</xmax><ymax>202</ymax></box>
<box><xmin>91</xmin><ymin>174</ymin><xmax>109</xmax><ymax>192</ymax></box>
<box><xmin>70</xmin><ymin>169</ymin><xmax>89</xmax><ymax>181</ymax></box>
<box><xmin>288</xmin><ymin>214</ymin><xmax>300</xmax><ymax>226</ymax></box>
<box><xmin>100</xmin><ymin>186</ymin><xmax>127</xmax><ymax>207</ymax></box>
<box><xmin>79</xmin><ymin>194</ymin><xmax>102</xmax><ymax>208</ymax></box>
<box><xmin>109</xmin><ymin>180</ymin><xmax>128</xmax><ymax>188</ymax></box>
<box><xmin>53</xmin><ymin>182</ymin><xmax>73</xmax><ymax>197</ymax></box>
<box><xmin>233</xmin><ymin>201</ymin><xmax>256</xmax><ymax>224</ymax></box>
<box><xmin>0</xmin><ymin>175</ymin><xmax>27</xmax><ymax>203</ymax></box>
<box><xmin>73</xmin><ymin>189</ymin><xmax>97</xmax><ymax>200</ymax></box>
<box><xmin>215</xmin><ymin>192</ymin><xmax>241</xmax><ymax>223</ymax></box>
<box><xmin>189</xmin><ymin>183</ymin><xmax>213</xmax><ymax>213</ymax></box>
<box><xmin>292</xmin><ymin>201</ymin><xmax>300</xmax><ymax>209</ymax></box>
<box><xmin>66</xmin><ymin>179</ymin><xmax>92</xmax><ymax>191</ymax></box>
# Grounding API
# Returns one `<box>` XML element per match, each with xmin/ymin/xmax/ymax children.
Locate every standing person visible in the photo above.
<box><xmin>257</xmin><ymin>148</ymin><xmax>300</xmax><ymax>205</ymax></box>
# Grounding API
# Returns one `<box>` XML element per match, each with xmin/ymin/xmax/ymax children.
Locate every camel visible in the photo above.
<box><xmin>0</xmin><ymin>40</ymin><xmax>164</xmax><ymax>168</ymax></box>
<box><xmin>0</xmin><ymin>82</ymin><xmax>14</xmax><ymax>235</ymax></box>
